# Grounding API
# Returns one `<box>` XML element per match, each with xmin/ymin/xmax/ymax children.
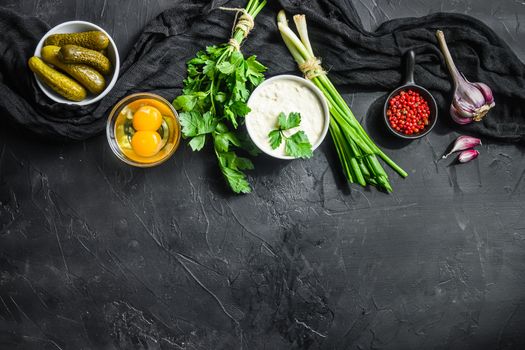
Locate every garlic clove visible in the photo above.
<box><xmin>458</xmin><ymin>149</ymin><xmax>480</xmax><ymax>163</ymax></box>
<box><xmin>457</xmin><ymin>76</ymin><xmax>488</xmax><ymax>105</ymax></box>
<box><xmin>454</xmin><ymin>98</ymin><xmax>477</xmax><ymax>117</ymax></box>
<box><xmin>450</xmin><ymin>105</ymin><xmax>474</xmax><ymax>125</ymax></box>
<box><xmin>472</xmin><ymin>82</ymin><xmax>495</xmax><ymax>106</ymax></box>
<box><xmin>443</xmin><ymin>135</ymin><xmax>482</xmax><ymax>159</ymax></box>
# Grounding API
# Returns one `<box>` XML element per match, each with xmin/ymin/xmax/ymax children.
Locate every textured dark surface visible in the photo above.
<box><xmin>1</xmin><ymin>0</ymin><xmax>525</xmax><ymax>349</ymax></box>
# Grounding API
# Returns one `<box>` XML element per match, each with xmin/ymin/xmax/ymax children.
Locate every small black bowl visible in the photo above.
<box><xmin>383</xmin><ymin>50</ymin><xmax>438</xmax><ymax>140</ymax></box>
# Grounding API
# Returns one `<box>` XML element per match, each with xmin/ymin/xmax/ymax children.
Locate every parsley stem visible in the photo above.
<box><xmin>232</xmin><ymin>0</ymin><xmax>266</xmax><ymax>46</ymax></box>
<box><xmin>210</xmin><ymin>77</ymin><xmax>216</xmax><ymax>114</ymax></box>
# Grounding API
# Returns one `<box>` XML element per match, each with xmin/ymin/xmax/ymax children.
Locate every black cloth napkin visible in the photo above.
<box><xmin>1</xmin><ymin>1</ymin><xmax>524</xmax><ymax>142</ymax></box>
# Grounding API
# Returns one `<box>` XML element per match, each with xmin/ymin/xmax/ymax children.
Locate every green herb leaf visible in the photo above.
<box><xmin>206</xmin><ymin>46</ymin><xmax>220</xmax><ymax>55</ymax></box>
<box><xmin>285</xmin><ymin>131</ymin><xmax>313</xmax><ymax>159</ymax></box>
<box><xmin>215</xmin><ymin>122</ymin><xmax>228</xmax><ymax>134</ymax></box>
<box><xmin>238</xmin><ymin>132</ymin><xmax>262</xmax><ymax>157</ymax></box>
<box><xmin>278</xmin><ymin>112</ymin><xmax>301</xmax><ymax>130</ymax></box>
<box><xmin>189</xmin><ymin>134</ymin><xmax>206</xmax><ymax>151</ymax></box>
<box><xmin>217</xmin><ymin>150</ymin><xmax>253</xmax><ymax>193</ymax></box>
<box><xmin>223</xmin><ymin>106</ymin><xmax>237</xmax><ymax>129</ymax></box>
<box><xmin>229</xmin><ymin>101</ymin><xmax>251</xmax><ymax>117</ymax></box>
<box><xmin>200</xmin><ymin>112</ymin><xmax>217</xmax><ymax>134</ymax></box>
<box><xmin>173</xmin><ymin>95</ymin><xmax>197</xmax><ymax>112</ymax></box>
<box><xmin>220</xmin><ymin>166</ymin><xmax>251</xmax><ymax>194</ymax></box>
<box><xmin>203</xmin><ymin>60</ymin><xmax>216</xmax><ymax>78</ymax></box>
<box><xmin>215</xmin><ymin>92</ymin><xmax>227</xmax><ymax>103</ymax></box>
<box><xmin>276</xmin><ymin>112</ymin><xmax>287</xmax><ymax>130</ymax></box>
<box><xmin>246</xmin><ymin>55</ymin><xmax>266</xmax><ymax>86</ymax></box>
<box><xmin>187</xmin><ymin>65</ymin><xmax>199</xmax><ymax>77</ymax></box>
<box><xmin>179</xmin><ymin>111</ymin><xmax>200</xmax><ymax>137</ymax></box>
<box><xmin>232</xmin><ymin>79</ymin><xmax>250</xmax><ymax>102</ymax></box>
<box><xmin>219</xmin><ymin>151</ymin><xmax>254</xmax><ymax>171</ymax></box>
<box><xmin>235</xmin><ymin>156</ymin><xmax>254</xmax><ymax>170</ymax></box>
<box><xmin>246</xmin><ymin>56</ymin><xmax>266</xmax><ymax>74</ymax></box>
<box><xmin>188</xmin><ymin>51</ymin><xmax>207</xmax><ymax>65</ymax></box>
<box><xmin>179</xmin><ymin>111</ymin><xmax>217</xmax><ymax>139</ymax></box>
<box><xmin>182</xmin><ymin>78</ymin><xmax>199</xmax><ymax>95</ymax></box>
<box><xmin>225</xmin><ymin>132</ymin><xmax>241</xmax><ymax>148</ymax></box>
<box><xmin>214</xmin><ymin>135</ymin><xmax>229</xmax><ymax>153</ymax></box>
<box><xmin>235</xmin><ymin>64</ymin><xmax>247</xmax><ymax>84</ymax></box>
<box><xmin>268</xmin><ymin>130</ymin><xmax>282</xmax><ymax>150</ymax></box>
<box><xmin>214</xmin><ymin>131</ymin><xmax>240</xmax><ymax>153</ymax></box>
<box><xmin>230</xmin><ymin>51</ymin><xmax>244</xmax><ymax>67</ymax></box>
<box><xmin>217</xmin><ymin>61</ymin><xmax>235</xmax><ymax>75</ymax></box>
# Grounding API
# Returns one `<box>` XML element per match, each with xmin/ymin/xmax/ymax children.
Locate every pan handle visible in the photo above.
<box><xmin>403</xmin><ymin>50</ymin><xmax>415</xmax><ymax>85</ymax></box>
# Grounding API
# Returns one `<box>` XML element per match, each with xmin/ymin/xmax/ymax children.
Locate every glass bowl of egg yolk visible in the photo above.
<box><xmin>106</xmin><ymin>93</ymin><xmax>181</xmax><ymax>167</ymax></box>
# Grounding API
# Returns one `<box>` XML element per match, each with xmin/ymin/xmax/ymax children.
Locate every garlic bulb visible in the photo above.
<box><xmin>436</xmin><ymin>30</ymin><xmax>495</xmax><ymax>124</ymax></box>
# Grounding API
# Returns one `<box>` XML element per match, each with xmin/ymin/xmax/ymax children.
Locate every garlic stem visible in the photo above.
<box><xmin>436</xmin><ymin>30</ymin><xmax>462</xmax><ymax>88</ymax></box>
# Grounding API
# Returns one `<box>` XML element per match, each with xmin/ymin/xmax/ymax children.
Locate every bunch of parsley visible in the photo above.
<box><xmin>173</xmin><ymin>0</ymin><xmax>267</xmax><ymax>194</ymax></box>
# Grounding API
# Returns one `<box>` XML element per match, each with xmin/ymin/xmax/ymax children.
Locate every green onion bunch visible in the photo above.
<box><xmin>277</xmin><ymin>11</ymin><xmax>408</xmax><ymax>192</ymax></box>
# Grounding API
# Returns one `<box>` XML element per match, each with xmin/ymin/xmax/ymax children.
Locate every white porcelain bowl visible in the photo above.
<box><xmin>245</xmin><ymin>75</ymin><xmax>330</xmax><ymax>160</ymax></box>
<box><xmin>33</xmin><ymin>21</ymin><xmax>120</xmax><ymax>106</ymax></box>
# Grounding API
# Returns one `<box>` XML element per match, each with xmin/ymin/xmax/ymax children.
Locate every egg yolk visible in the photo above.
<box><xmin>132</xmin><ymin>106</ymin><xmax>163</xmax><ymax>131</ymax></box>
<box><xmin>131</xmin><ymin>131</ymin><xmax>161</xmax><ymax>157</ymax></box>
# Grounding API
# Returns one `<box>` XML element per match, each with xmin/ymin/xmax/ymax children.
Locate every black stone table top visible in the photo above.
<box><xmin>1</xmin><ymin>0</ymin><xmax>525</xmax><ymax>349</ymax></box>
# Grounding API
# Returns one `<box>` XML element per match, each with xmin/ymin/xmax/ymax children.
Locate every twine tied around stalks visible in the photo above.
<box><xmin>219</xmin><ymin>7</ymin><xmax>255</xmax><ymax>50</ymax></box>
<box><xmin>228</xmin><ymin>38</ymin><xmax>240</xmax><ymax>51</ymax></box>
<box><xmin>298</xmin><ymin>57</ymin><xmax>326</xmax><ymax>80</ymax></box>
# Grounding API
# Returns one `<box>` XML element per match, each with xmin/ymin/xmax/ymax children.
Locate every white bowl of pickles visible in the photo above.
<box><xmin>31</xmin><ymin>20</ymin><xmax>120</xmax><ymax>106</ymax></box>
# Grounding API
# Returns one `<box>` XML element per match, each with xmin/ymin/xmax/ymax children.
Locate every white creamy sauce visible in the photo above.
<box><xmin>246</xmin><ymin>79</ymin><xmax>325</xmax><ymax>158</ymax></box>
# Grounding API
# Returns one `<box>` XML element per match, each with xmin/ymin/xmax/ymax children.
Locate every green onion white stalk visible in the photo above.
<box><xmin>277</xmin><ymin>11</ymin><xmax>407</xmax><ymax>192</ymax></box>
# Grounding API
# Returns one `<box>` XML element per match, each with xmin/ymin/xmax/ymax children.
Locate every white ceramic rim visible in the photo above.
<box><xmin>33</xmin><ymin>20</ymin><xmax>120</xmax><ymax>106</ymax></box>
<box><xmin>246</xmin><ymin>74</ymin><xmax>330</xmax><ymax>160</ymax></box>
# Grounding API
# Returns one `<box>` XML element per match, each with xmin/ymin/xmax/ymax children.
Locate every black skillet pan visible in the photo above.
<box><xmin>383</xmin><ymin>50</ymin><xmax>438</xmax><ymax>140</ymax></box>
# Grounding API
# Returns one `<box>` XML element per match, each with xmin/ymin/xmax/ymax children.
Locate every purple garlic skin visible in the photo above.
<box><xmin>443</xmin><ymin>135</ymin><xmax>482</xmax><ymax>159</ymax></box>
<box><xmin>436</xmin><ymin>30</ymin><xmax>495</xmax><ymax>124</ymax></box>
<box><xmin>458</xmin><ymin>149</ymin><xmax>480</xmax><ymax>163</ymax></box>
